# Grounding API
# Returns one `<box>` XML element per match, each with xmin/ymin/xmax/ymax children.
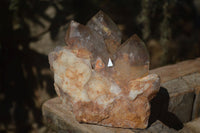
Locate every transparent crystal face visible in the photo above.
<box><xmin>117</xmin><ymin>34</ymin><xmax>149</xmax><ymax>66</ymax></box>
<box><xmin>86</xmin><ymin>10</ymin><xmax>122</xmax><ymax>54</ymax></box>
<box><xmin>65</xmin><ymin>11</ymin><xmax>149</xmax><ymax>83</ymax></box>
<box><xmin>65</xmin><ymin>20</ymin><xmax>110</xmax><ymax>68</ymax></box>
<box><xmin>111</xmin><ymin>34</ymin><xmax>149</xmax><ymax>84</ymax></box>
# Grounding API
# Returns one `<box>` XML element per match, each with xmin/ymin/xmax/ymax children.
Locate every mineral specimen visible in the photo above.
<box><xmin>86</xmin><ymin>10</ymin><xmax>122</xmax><ymax>54</ymax></box>
<box><xmin>49</xmin><ymin>11</ymin><xmax>160</xmax><ymax>129</ymax></box>
<box><xmin>111</xmin><ymin>34</ymin><xmax>150</xmax><ymax>86</ymax></box>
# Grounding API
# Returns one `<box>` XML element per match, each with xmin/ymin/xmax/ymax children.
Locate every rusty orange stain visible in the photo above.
<box><xmin>95</xmin><ymin>58</ymin><xmax>105</xmax><ymax>71</ymax></box>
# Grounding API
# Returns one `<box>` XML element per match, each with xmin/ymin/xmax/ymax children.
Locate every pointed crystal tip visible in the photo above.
<box><xmin>64</xmin><ymin>12</ymin><xmax>150</xmax><ymax>82</ymax></box>
<box><xmin>111</xmin><ymin>34</ymin><xmax>149</xmax><ymax>83</ymax></box>
<box><xmin>117</xmin><ymin>34</ymin><xmax>149</xmax><ymax>66</ymax></box>
<box><xmin>87</xmin><ymin>11</ymin><xmax>122</xmax><ymax>54</ymax></box>
<box><xmin>65</xmin><ymin>20</ymin><xmax>110</xmax><ymax>67</ymax></box>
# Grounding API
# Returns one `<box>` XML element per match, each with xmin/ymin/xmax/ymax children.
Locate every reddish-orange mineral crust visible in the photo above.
<box><xmin>49</xmin><ymin>11</ymin><xmax>160</xmax><ymax>129</ymax></box>
<box><xmin>73</xmin><ymin>101</ymin><xmax>110</xmax><ymax>123</ymax></box>
<box><xmin>70</xmin><ymin>74</ymin><xmax>159</xmax><ymax>128</ymax></box>
<box><xmin>100</xmin><ymin>96</ymin><xmax>150</xmax><ymax>128</ymax></box>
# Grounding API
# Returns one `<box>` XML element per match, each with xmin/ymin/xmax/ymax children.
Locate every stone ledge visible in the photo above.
<box><xmin>42</xmin><ymin>98</ymin><xmax>179</xmax><ymax>133</ymax></box>
<box><xmin>150</xmin><ymin>58</ymin><xmax>200</xmax><ymax>83</ymax></box>
<box><xmin>140</xmin><ymin>120</ymin><xmax>177</xmax><ymax>133</ymax></box>
<box><xmin>179</xmin><ymin>118</ymin><xmax>200</xmax><ymax>133</ymax></box>
<box><xmin>192</xmin><ymin>87</ymin><xmax>200</xmax><ymax>119</ymax></box>
<box><xmin>42</xmin><ymin>97</ymin><xmax>134</xmax><ymax>133</ymax></box>
<box><xmin>42</xmin><ymin>58</ymin><xmax>200</xmax><ymax>132</ymax></box>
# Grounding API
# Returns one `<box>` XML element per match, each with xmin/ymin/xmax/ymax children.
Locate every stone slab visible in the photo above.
<box><xmin>140</xmin><ymin>120</ymin><xmax>177</xmax><ymax>133</ymax></box>
<box><xmin>43</xmin><ymin>97</ymin><xmax>180</xmax><ymax>133</ymax></box>
<box><xmin>42</xmin><ymin>97</ymin><xmax>134</xmax><ymax>133</ymax></box>
<box><xmin>168</xmin><ymin>91</ymin><xmax>195</xmax><ymax>123</ymax></box>
<box><xmin>161</xmin><ymin>77</ymin><xmax>195</xmax><ymax>123</ymax></box>
<box><xmin>179</xmin><ymin>118</ymin><xmax>200</xmax><ymax>133</ymax></box>
<box><xmin>192</xmin><ymin>87</ymin><xmax>200</xmax><ymax>119</ymax></box>
<box><xmin>181</xmin><ymin>73</ymin><xmax>200</xmax><ymax>119</ymax></box>
<box><xmin>182</xmin><ymin>73</ymin><xmax>200</xmax><ymax>88</ymax></box>
<box><xmin>161</xmin><ymin>78</ymin><xmax>191</xmax><ymax>95</ymax></box>
<box><xmin>150</xmin><ymin>58</ymin><xmax>200</xmax><ymax>83</ymax></box>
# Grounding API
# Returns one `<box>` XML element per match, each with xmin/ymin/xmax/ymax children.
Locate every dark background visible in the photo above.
<box><xmin>0</xmin><ymin>0</ymin><xmax>200</xmax><ymax>132</ymax></box>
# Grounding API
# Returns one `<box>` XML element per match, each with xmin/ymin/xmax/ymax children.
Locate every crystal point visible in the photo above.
<box><xmin>87</xmin><ymin>11</ymin><xmax>122</xmax><ymax>54</ymax></box>
<box><xmin>65</xmin><ymin>20</ymin><xmax>110</xmax><ymax>67</ymax></box>
<box><xmin>112</xmin><ymin>34</ymin><xmax>149</xmax><ymax>83</ymax></box>
<box><xmin>118</xmin><ymin>34</ymin><xmax>149</xmax><ymax>66</ymax></box>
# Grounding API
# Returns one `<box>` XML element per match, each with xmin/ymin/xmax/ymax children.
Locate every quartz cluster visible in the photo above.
<box><xmin>49</xmin><ymin>11</ymin><xmax>160</xmax><ymax>129</ymax></box>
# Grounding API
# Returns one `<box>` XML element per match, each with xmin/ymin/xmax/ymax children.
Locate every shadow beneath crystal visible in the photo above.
<box><xmin>148</xmin><ymin>87</ymin><xmax>183</xmax><ymax>130</ymax></box>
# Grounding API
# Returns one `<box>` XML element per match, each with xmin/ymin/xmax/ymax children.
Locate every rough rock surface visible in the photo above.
<box><xmin>48</xmin><ymin>11</ymin><xmax>160</xmax><ymax>129</ymax></box>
